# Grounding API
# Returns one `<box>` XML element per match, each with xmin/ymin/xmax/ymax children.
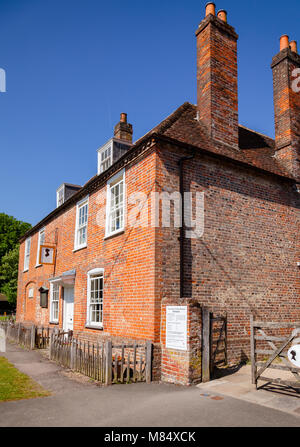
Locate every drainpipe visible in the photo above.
<box><xmin>178</xmin><ymin>155</ymin><xmax>194</xmax><ymax>298</ymax></box>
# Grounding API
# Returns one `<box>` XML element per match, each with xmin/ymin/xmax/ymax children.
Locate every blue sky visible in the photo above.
<box><xmin>0</xmin><ymin>0</ymin><xmax>299</xmax><ymax>226</ymax></box>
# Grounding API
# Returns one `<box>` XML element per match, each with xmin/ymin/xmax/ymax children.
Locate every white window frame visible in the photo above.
<box><xmin>23</xmin><ymin>237</ymin><xmax>31</xmax><ymax>272</ymax></box>
<box><xmin>49</xmin><ymin>281</ymin><xmax>60</xmax><ymax>323</ymax></box>
<box><xmin>56</xmin><ymin>185</ymin><xmax>65</xmax><ymax>208</ymax></box>
<box><xmin>74</xmin><ymin>196</ymin><xmax>89</xmax><ymax>251</ymax></box>
<box><xmin>87</xmin><ymin>268</ymin><xmax>104</xmax><ymax>328</ymax></box>
<box><xmin>28</xmin><ymin>287</ymin><xmax>34</xmax><ymax>298</ymax></box>
<box><xmin>105</xmin><ymin>169</ymin><xmax>126</xmax><ymax>238</ymax></box>
<box><xmin>36</xmin><ymin>227</ymin><xmax>45</xmax><ymax>267</ymax></box>
<box><xmin>97</xmin><ymin>140</ymin><xmax>113</xmax><ymax>175</ymax></box>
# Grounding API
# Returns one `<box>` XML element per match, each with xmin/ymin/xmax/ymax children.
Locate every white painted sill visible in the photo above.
<box><xmin>104</xmin><ymin>228</ymin><xmax>125</xmax><ymax>240</ymax></box>
<box><xmin>85</xmin><ymin>324</ymin><xmax>104</xmax><ymax>331</ymax></box>
<box><xmin>73</xmin><ymin>244</ymin><xmax>87</xmax><ymax>253</ymax></box>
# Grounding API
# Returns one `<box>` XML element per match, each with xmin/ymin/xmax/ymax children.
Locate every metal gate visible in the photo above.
<box><xmin>251</xmin><ymin>317</ymin><xmax>300</xmax><ymax>391</ymax></box>
<box><xmin>202</xmin><ymin>308</ymin><xmax>227</xmax><ymax>382</ymax></box>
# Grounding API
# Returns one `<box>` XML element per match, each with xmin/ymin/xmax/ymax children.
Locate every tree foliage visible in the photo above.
<box><xmin>0</xmin><ymin>246</ymin><xmax>19</xmax><ymax>305</ymax></box>
<box><xmin>0</xmin><ymin>213</ymin><xmax>31</xmax><ymax>305</ymax></box>
<box><xmin>0</xmin><ymin>213</ymin><xmax>31</xmax><ymax>262</ymax></box>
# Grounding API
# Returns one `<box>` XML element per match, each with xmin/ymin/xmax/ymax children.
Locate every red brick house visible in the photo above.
<box><xmin>16</xmin><ymin>4</ymin><xmax>300</xmax><ymax>385</ymax></box>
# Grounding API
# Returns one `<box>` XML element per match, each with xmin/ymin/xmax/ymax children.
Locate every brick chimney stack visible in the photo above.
<box><xmin>271</xmin><ymin>36</ymin><xmax>300</xmax><ymax>179</ymax></box>
<box><xmin>196</xmin><ymin>3</ymin><xmax>239</xmax><ymax>148</ymax></box>
<box><xmin>114</xmin><ymin>113</ymin><xmax>133</xmax><ymax>143</ymax></box>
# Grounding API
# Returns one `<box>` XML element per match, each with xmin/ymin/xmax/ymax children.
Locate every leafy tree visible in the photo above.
<box><xmin>0</xmin><ymin>213</ymin><xmax>31</xmax><ymax>305</ymax></box>
<box><xmin>0</xmin><ymin>213</ymin><xmax>31</xmax><ymax>263</ymax></box>
<box><xmin>0</xmin><ymin>246</ymin><xmax>19</xmax><ymax>305</ymax></box>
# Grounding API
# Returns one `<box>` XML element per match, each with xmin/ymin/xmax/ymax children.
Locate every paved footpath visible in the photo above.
<box><xmin>197</xmin><ymin>364</ymin><xmax>300</xmax><ymax>418</ymax></box>
<box><xmin>0</xmin><ymin>342</ymin><xmax>299</xmax><ymax>427</ymax></box>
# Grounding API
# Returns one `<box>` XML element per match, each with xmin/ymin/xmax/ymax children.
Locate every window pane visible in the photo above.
<box><xmin>89</xmin><ymin>275</ymin><xmax>103</xmax><ymax>324</ymax></box>
<box><xmin>108</xmin><ymin>178</ymin><xmax>124</xmax><ymax>234</ymax></box>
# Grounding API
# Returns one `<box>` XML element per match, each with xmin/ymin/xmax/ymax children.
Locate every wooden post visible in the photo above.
<box><xmin>30</xmin><ymin>325</ymin><xmax>36</xmax><ymax>350</ymax></box>
<box><xmin>49</xmin><ymin>332</ymin><xmax>53</xmax><ymax>359</ymax></box>
<box><xmin>105</xmin><ymin>340</ymin><xmax>112</xmax><ymax>386</ymax></box>
<box><xmin>146</xmin><ymin>340</ymin><xmax>152</xmax><ymax>384</ymax></box>
<box><xmin>202</xmin><ymin>307</ymin><xmax>211</xmax><ymax>383</ymax></box>
<box><xmin>250</xmin><ymin>315</ymin><xmax>256</xmax><ymax>387</ymax></box>
<box><xmin>17</xmin><ymin>323</ymin><xmax>21</xmax><ymax>344</ymax></box>
<box><xmin>70</xmin><ymin>339</ymin><xmax>76</xmax><ymax>370</ymax></box>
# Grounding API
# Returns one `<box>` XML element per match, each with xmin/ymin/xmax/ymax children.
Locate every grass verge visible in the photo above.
<box><xmin>0</xmin><ymin>356</ymin><xmax>51</xmax><ymax>402</ymax></box>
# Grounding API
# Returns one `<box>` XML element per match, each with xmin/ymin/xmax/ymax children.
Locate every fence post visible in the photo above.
<box><xmin>30</xmin><ymin>325</ymin><xmax>36</xmax><ymax>350</ymax></box>
<box><xmin>202</xmin><ymin>307</ymin><xmax>211</xmax><ymax>383</ymax></box>
<box><xmin>49</xmin><ymin>332</ymin><xmax>53</xmax><ymax>359</ymax></box>
<box><xmin>70</xmin><ymin>339</ymin><xmax>76</xmax><ymax>370</ymax></box>
<box><xmin>105</xmin><ymin>340</ymin><xmax>112</xmax><ymax>386</ymax></box>
<box><xmin>146</xmin><ymin>341</ymin><xmax>152</xmax><ymax>383</ymax></box>
<box><xmin>250</xmin><ymin>315</ymin><xmax>256</xmax><ymax>387</ymax></box>
<box><xmin>17</xmin><ymin>323</ymin><xmax>21</xmax><ymax>344</ymax></box>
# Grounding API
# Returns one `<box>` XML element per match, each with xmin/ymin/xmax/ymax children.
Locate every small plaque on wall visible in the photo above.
<box><xmin>166</xmin><ymin>306</ymin><xmax>188</xmax><ymax>351</ymax></box>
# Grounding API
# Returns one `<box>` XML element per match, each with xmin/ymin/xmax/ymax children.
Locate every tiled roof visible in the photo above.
<box><xmin>20</xmin><ymin>102</ymin><xmax>296</xmax><ymax>242</ymax></box>
<box><xmin>138</xmin><ymin>102</ymin><xmax>294</xmax><ymax>180</ymax></box>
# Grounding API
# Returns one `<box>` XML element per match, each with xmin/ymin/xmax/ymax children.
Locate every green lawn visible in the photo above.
<box><xmin>0</xmin><ymin>356</ymin><xmax>50</xmax><ymax>402</ymax></box>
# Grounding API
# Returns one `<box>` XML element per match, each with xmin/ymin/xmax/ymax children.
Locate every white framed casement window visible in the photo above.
<box><xmin>98</xmin><ymin>142</ymin><xmax>112</xmax><ymax>174</ymax></box>
<box><xmin>87</xmin><ymin>269</ymin><xmax>104</xmax><ymax>328</ymax></box>
<box><xmin>36</xmin><ymin>227</ymin><xmax>45</xmax><ymax>266</ymax></box>
<box><xmin>74</xmin><ymin>196</ymin><xmax>89</xmax><ymax>251</ymax></box>
<box><xmin>23</xmin><ymin>237</ymin><xmax>31</xmax><ymax>271</ymax></box>
<box><xmin>50</xmin><ymin>282</ymin><xmax>59</xmax><ymax>323</ymax></box>
<box><xmin>57</xmin><ymin>185</ymin><xmax>64</xmax><ymax>207</ymax></box>
<box><xmin>105</xmin><ymin>169</ymin><xmax>125</xmax><ymax>238</ymax></box>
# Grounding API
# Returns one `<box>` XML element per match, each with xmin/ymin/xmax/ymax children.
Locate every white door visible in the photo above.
<box><xmin>63</xmin><ymin>286</ymin><xmax>74</xmax><ymax>332</ymax></box>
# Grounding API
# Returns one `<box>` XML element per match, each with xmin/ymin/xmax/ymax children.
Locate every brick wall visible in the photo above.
<box><xmin>157</xmin><ymin>141</ymin><xmax>299</xmax><ymax>368</ymax></box>
<box><xmin>17</xmin><ymin>148</ymin><xmax>160</xmax><ymax>346</ymax></box>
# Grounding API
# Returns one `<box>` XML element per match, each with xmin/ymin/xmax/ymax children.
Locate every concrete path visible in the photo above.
<box><xmin>0</xmin><ymin>343</ymin><xmax>300</xmax><ymax>427</ymax></box>
<box><xmin>197</xmin><ymin>364</ymin><xmax>300</xmax><ymax>417</ymax></box>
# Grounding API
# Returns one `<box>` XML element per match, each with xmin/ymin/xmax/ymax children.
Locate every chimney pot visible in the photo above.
<box><xmin>120</xmin><ymin>113</ymin><xmax>127</xmax><ymax>123</ymax></box>
<box><xmin>217</xmin><ymin>10</ymin><xmax>227</xmax><ymax>22</ymax></box>
<box><xmin>290</xmin><ymin>40</ymin><xmax>298</xmax><ymax>54</ymax></box>
<box><xmin>205</xmin><ymin>2</ymin><xmax>216</xmax><ymax>16</ymax></box>
<box><xmin>280</xmin><ymin>35</ymin><xmax>289</xmax><ymax>51</ymax></box>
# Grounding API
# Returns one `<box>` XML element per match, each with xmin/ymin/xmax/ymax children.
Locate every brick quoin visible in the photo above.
<box><xmin>16</xmin><ymin>4</ymin><xmax>300</xmax><ymax>385</ymax></box>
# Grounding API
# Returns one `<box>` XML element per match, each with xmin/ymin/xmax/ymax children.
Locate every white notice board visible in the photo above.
<box><xmin>166</xmin><ymin>306</ymin><xmax>188</xmax><ymax>351</ymax></box>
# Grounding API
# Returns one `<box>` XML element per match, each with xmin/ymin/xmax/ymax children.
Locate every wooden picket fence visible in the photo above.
<box><xmin>35</xmin><ymin>326</ymin><xmax>51</xmax><ymax>349</ymax></box>
<box><xmin>0</xmin><ymin>321</ymin><xmax>50</xmax><ymax>350</ymax></box>
<box><xmin>4</xmin><ymin>322</ymin><xmax>35</xmax><ymax>349</ymax></box>
<box><xmin>49</xmin><ymin>333</ymin><xmax>152</xmax><ymax>386</ymax></box>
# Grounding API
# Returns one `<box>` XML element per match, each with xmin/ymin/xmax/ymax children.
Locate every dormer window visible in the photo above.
<box><xmin>97</xmin><ymin>138</ymin><xmax>132</xmax><ymax>175</ymax></box>
<box><xmin>99</xmin><ymin>142</ymin><xmax>112</xmax><ymax>173</ymax></box>
<box><xmin>57</xmin><ymin>186</ymin><xmax>64</xmax><ymax>207</ymax></box>
<box><xmin>56</xmin><ymin>183</ymin><xmax>82</xmax><ymax>208</ymax></box>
